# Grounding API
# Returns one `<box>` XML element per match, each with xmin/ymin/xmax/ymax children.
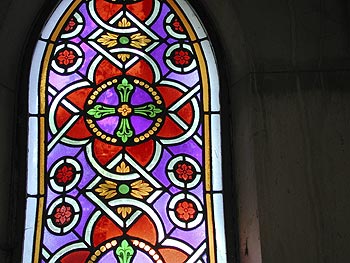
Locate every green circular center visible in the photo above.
<box><xmin>118</xmin><ymin>184</ymin><xmax>130</xmax><ymax>194</ymax></box>
<box><xmin>119</xmin><ymin>36</ymin><xmax>130</xmax><ymax>45</ymax></box>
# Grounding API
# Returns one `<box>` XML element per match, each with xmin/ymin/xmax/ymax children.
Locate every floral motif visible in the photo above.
<box><xmin>130</xmin><ymin>33</ymin><xmax>151</xmax><ymax>49</ymax></box>
<box><xmin>96</xmin><ymin>180</ymin><xmax>118</xmax><ymax>199</ymax></box>
<box><xmin>117</xmin><ymin>53</ymin><xmax>131</xmax><ymax>62</ymax></box>
<box><xmin>172</xmin><ymin>18</ymin><xmax>184</xmax><ymax>33</ymax></box>
<box><xmin>98</xmin><ymin>32</ymin><xmax>151</xmax><ymax>49</ymax></box>
<box><xmin>175</xmin><ymin>162</ymin><xmax>194</xmax><ymax>181</ymax></box>
<box><xmin>117</xmin><ymin>207</ymin><xmax>132</xmax><ymax>218</ymax></box>
<box><xmin>118</xmin><ymin>18</ymin><xmax>131</xmax><ymax>28</ymax></box>
<box><xmin>173</xmin><ymin>50</ymin><xmax>191</xmax><ymax>65</ymax></box>
<box><xmin>116</xmin><ymin>161</ymin><xmax>130</xmax><ymax>173</ymax></box>
<box><xmin>131</xmin><ymin>180</ymin><xmax>153</xmax><ymax>199</ymax></box>
<box><xmin>54</xmin><ymin>204</ymin><xmax>73</xmax><ymax>225</ymax></box>
<box><xmin>97</xmin><ymin>32</ymin><xmax>119</xmax><ymax>48</ymax></box>
<box><xmin>64</xmin><ymin>17</ymin><xmax>77</xmax><ymax>32</ymax></box>
<box><xmin>116</xmin><ymin>239</ymin><xmax>135</xmax><ymax>263</ymax></box>
<box><xmin>117</xmin><ymin>104</ymin><xmax>132</xmax><ymax>117</ymax></box>
<box><xmin>56</xmin><ymin>49</ymin><xmax>76</xmax><ymax>66</ymax></box>
<box><xmin>176</xmin><ymin>201</ymin><xmax>196</xmax><ymax>221</ymax></box>
<box><xmin>56</xmin><ymin>164</ymin><xmax>74</xmax><ymax>184</ymax></box>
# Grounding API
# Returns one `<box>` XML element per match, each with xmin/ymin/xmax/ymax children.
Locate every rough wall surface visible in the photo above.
<box><xmin>0</xmin><ymin>0</ymin><xmax>349</xmax><ymax>262</ymax></box>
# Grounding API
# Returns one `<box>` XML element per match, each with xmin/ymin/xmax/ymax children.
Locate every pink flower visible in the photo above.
<box><xmin>176</xmin><ymin>201</ymin><xmax>196</xmax><ymax>221</ymax></box>
<box><xmin>54</xmin><ymin>205</ymin><xmax>72</xmax><ymax>225</ymax></box>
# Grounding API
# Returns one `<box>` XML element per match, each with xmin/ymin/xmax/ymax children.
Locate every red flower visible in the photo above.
<box><xmin>176</xmin><ymin>201</ymin><xmax>196</xmax><ymax>221</ymax></box>
<box><xmin>56</xmin><ymin>165</ymin><xmax>74</xmax><ymax>184</ymax></box>
<box><xmin>175</xmin><ymin>163</ymin><xmax>193</xmax><ymax>181</ymax></box>
<box><xmin>57</xmin><ymin>49</ymin><xmax>76</xmax><ymax>65</ymax></box>
<box><xmin>54</xmin><ymin>205</ymin><xmax>72</xmax><ymax>225</ymax></box>
<box><xmin>173</xmin><ymin>50</ymin><xmax>191</xmax><ymax>65</ymax></box>
<box><xmin>65</xmin><ymin>18</ymin><xmax>76</xmax><ymax>32</ymax></box>
<box><xmin>172</xmin><ymin>18</ymin><xmax>184</xmax><ymax>32</ymax></box>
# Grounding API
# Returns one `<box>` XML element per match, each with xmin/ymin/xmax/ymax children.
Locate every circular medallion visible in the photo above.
<box><xmin>167</xmin><ymin>155</ymin><xmax>202</xmax><ymax>189</ymax></box>
<box><xmin>165</xmin><ymin>13</ymin><xmax>187</xmax><ymax>39</ymax></box>
<box><xmin>47</xmin><ymin>197</ymin><xmax>81</xmax><ymax>235</ymax></box>
<box><xmin>49</xmin><ymin>157</ymin><xmax>82</xmax><ymax>193</ymax></box>
<box><xmin>165</xmin><ymin>43</ymin><xmax>196</xmax><ymax>73</ymax></box>
<box><xmin>52</xmin><ymin>43</ymin><xmax>84</xmax><ymax>74</ymax></box>
<box><xmin>84</xmin><ymin>76</ymin><xmax>165</xmax><ymax>146</ymax></box>
<box><xmin>168</xmin><ymin>193</ymin><xmax>204</xmax><ymax>229</ymax></box>
<box><xmin>61</xmin><ymin>12</ymin><xmax>84</xmax><ymax>39</ymax></box>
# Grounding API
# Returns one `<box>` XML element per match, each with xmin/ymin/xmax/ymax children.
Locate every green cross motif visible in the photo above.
<box><xmin>87</xmin><ymin>78</ymin><xmax>162</xmax><ymax>143</ymax></box>
<box><xmin>115</xmin><ymin>240</ymin><xmax>134</xmax><ymax>263</ymax></box>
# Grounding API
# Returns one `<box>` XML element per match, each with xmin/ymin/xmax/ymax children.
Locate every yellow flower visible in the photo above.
<box><xmin>117</xmin><ymin>207</ymin><xmax>132</xmax><ymax>218</ymax></box>
<box><xmin>130</xmin><ymin>33</ymin><xmax>151</xmax><ymax>49</ymax></box>
<box><xmin>118</xmin><ymin>18</ymin><xmax>131</xmax><ymax>28</ymax></box>
<box><xmin>97</xmin><ymin>33</ymin><xmax>119</xmax><ymax>48</ymax></box>
<box><xmin>117</xmin><ymin>53</ymin><xmax>131</xmax><ymax>62</ymax></box>
<box><xmin>131</xmin><ymin>180</ymin><xmax>153</xmax><ymax>199</ymax></box>
<box><xmin>116</xmin><ymin>161</ymin><xmax>130</xmax><ymax>173</ymax></box>
<box><xmin>95</xmin><ymin>180</ymin><xmax>117</xmax><ymax>199</ymax></box>
<box><xmin>117</xmin><ymin>104</ymin><xmax>132</xmax><ymax>117</ymax></box>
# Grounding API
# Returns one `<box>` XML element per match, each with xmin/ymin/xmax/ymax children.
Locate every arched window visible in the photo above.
<box><xmin>24</xmin><ymin>0</ymin><xmax>227</xmax><ymax>262</ymax></box>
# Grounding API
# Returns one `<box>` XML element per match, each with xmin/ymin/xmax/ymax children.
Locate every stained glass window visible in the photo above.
<box><xmin>24</xmin><ymin>0</ymin><xmax>226</xmax><ymax>262</ymax></box>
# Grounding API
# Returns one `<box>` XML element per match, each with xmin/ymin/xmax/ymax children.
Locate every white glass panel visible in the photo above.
<box><xmin>27</xmin><ymin>117</ymin><xmax>38</xmax><ymax>195</ymax></box>
<box><xmin>211</xmin><ymin>114</ymin><xmax>223</xmax><ymax>191</ymax></box>
<box><xmin>201</xmin><ymin>40</ymin><xmax>220</xmax><ymax>112</ymax></box>
<box><xmin>213</xmin><ymin>193</ymin><xmax>227</xmax><ymax>262</ymax></box>
<box><xmin>29</xmin><ymin>40</ymin><xmax>46</xmax><ymax>114</ymax></box>
<box><xmin>22</xmin><ymin>197</ymin><xmax>38</xmax><ymax>262</ymax></box>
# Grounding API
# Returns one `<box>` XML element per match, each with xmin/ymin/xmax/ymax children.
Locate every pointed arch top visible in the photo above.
<box><xmin>24</xmin><ymin>0</ymin><xmax>227</xmax><ymax>262</ymax></box>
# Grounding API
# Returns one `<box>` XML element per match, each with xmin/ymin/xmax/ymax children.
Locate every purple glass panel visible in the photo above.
<box><xmin>99</xmin><ymin>251</ymin><xmax>118</xmax><ymax>262</ymax></box>
<box><xmin>79</xmin><ymin>5</ymin><xmax>98</xmax><ymax>38</ymax></box>
<box><xmin>74</xmin><ymin>195</ymin><xmax>96</xmax><ymax>236</ymax></box>
<box><xmin>97</xmin><ymin>87</ymin><xmax>119</xmax><ymax>105</ymax></box>
<box><xmin>97</xmin><ymin>116</ymin><xmax>119</xmax><ymax>135</ymax></box>
<box><xmin>47</xmin><ymin>144</ymin><xmax>82</xmax><ymax>168</ymax></box>
<box><xmin>43</xmin><ymin>230</ymin><xmax>78</xmax><ymax>252</ymax></box>
<box><xmin>150</xmin><ymin>148</ymin><xmax>172</xmax><ymax>187</ymax></box>
<box><xmin>153</xmin><ymin>193</ymin><xmax>174</xmax><ymax>232</ymax></box>
<box><xmin>150</xmin><ymin>4</ymin><xmax>170</xmax><ymax>39</ymax></box>
<box><xmin>79</xmin><ymin>42</ymin><xmax>98</xmax><ymax>75</ymax></box>
<box><xmin>168</xmin><ymin>139</ymin><xmax>203</xmax><ymax>164</ymax></box>
<box><xmin>150</xmin><ymin>43</ymin><xmax>170</xmax><ymax>76</ymax></box>
<box><xmin>130</xmin><ymin>116</ymin><xmax>153</xmax><ymax>134</ymax></box>
<box><xmin>49</xmin><ymin>71</ymin><xmax>82</xmax><ymax>90</ymax></box>
<box><xmin>167</xmin><ymin>70</ymin><xmax>200</xmax><ymax>88</ymax></box>
<box><xmin>170</xmin><ymin>222</ymin><xmax>206</xmax><ymax>248</ymax></box>
<box><xmin>131</xmin><ymin>87</ymin><xmax>153</xmax><ymax>105</ymax></box>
